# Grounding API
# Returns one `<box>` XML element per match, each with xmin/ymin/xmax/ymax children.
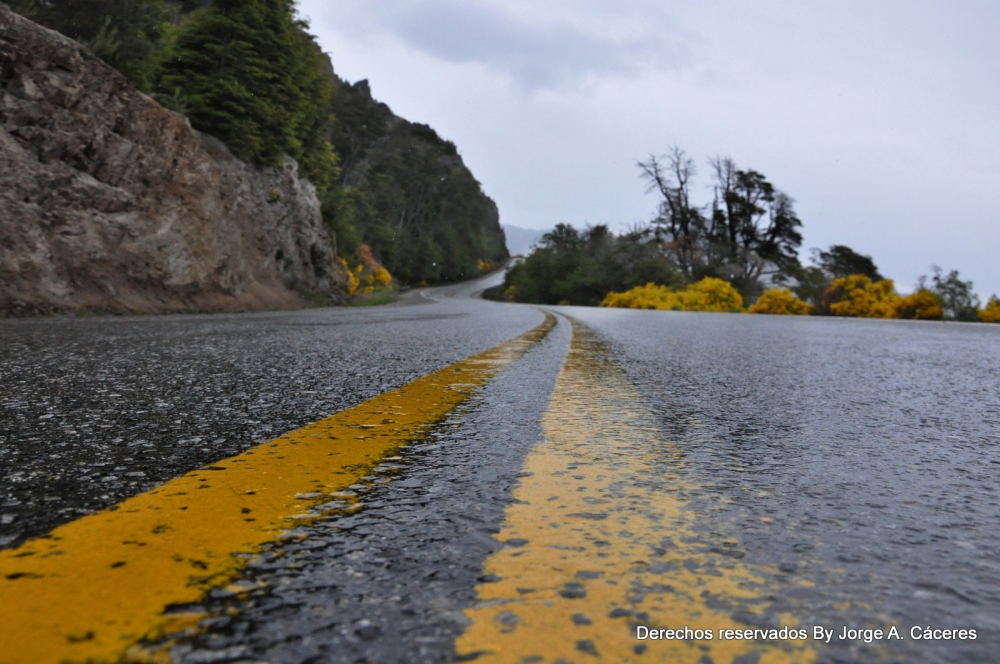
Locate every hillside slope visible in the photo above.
<box><xmin>0</xmin><ymin>5</ymin><xmax>348</xmax><ymax>316</ymax></box>
<box><xmin>328</xmin><ymin>79</ymin><xmax>508</xmax><ymax>283</ymax></box>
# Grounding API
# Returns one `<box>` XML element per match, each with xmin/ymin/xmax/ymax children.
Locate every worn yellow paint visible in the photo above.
<box><xmin>456</xmin><ymin>317</ymin><xmax>815</xmax><ymax>663</ymax></box>
<box><xmin>0</xmin><ymin>313</ymin><xmax>555</xmax><ymax>664</ymax></box>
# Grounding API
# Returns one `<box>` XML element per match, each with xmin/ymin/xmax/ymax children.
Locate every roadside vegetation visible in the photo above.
<box><xmin>490</xmin><ymin>147</ymin><xmax>997</xmax><ymax>322</ymax></box>
<box><xmin>9</xmin><ymin>0</ymin><xmax>508</xmax><ymax>291</ymax></box>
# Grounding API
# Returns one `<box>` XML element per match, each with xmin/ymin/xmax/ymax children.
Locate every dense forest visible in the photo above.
<box><xmin>492</xmin><ymin>147</ymin><xmax>999</xmax><ymax>323</ymax></box>
<box><xmin>9</xmin><ymin>0</ymin><xmax>508</xmax><ymax>285</ymax></box>
<box><xmin>324</xmin><ymin>79</ymin><xmax>507</xmax><ymax>283</ymax></box>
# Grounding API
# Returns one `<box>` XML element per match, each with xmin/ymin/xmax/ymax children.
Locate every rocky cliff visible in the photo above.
<box><xmin>0</xmin><ymin>4</ymin><xmax>348</xmax><ymax>316</ymax></box>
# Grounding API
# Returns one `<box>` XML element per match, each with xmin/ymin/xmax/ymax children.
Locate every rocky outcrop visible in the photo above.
<box><xmin>0</xmin><ymin>4</ymin><xmax>348</xmax><ymax>316</ymax></box>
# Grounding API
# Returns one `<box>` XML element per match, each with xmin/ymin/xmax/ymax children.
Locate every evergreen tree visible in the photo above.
<box><xmin>816</xmin><ymin>245</ymin><xmax>883</xmax><ymax>280</ymax></box>
<box><xmin>9</xmin><ymin>0</ymin><xmax>182</xmax><ymax>89</ymax></box>
<box><xmin>155</xmin><ymin>0</ymin><xmax>338</xmax><ymax>190</ymax></box>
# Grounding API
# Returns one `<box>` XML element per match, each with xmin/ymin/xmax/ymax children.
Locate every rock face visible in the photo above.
<box><xmin>0</xmin><ymin>4</ymin><xmax>348</xmax><ymax>316</ymax></box>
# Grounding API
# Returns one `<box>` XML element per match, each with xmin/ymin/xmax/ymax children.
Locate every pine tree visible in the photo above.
<box><xmin>10</xmin><ymin>0</ymin><xmax>180</xmax><ymax>89</ymax></box>
<box><xmin>155</xmin><ymin>0</ymin><xmax>338</xmax><ymax>190</ymax></box>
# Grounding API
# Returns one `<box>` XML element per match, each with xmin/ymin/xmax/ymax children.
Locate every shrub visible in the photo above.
<box><xmin>338</xmin><ymin>257</ymin><xmax>360</xmax><ymax>294</ymax></box>
<box><xmin>748</xmin><ymin>288</ymin><xmax>811</xmax><ymax>315</ymax></box>
<box><xmin>344</xmin><ymin>244</ymin><xmax>393</xmax><ymax>295</ymax></box>
<box><xmin>601</xmin><ymin>277</ymin><xmax>744</xmax><ymax>312</ymax></box>
<box><xmin>823</xmin><ymin>275</ymin><xmax>901</xmax><ymax>318</ymax></box>
<box><xmin>681</xmin><ymin>277</ymin><xmax>745</xmax><ymax>311</ymax></box>
<box><xmin>980</xmin><ymin>297</ymin><xmax>1000</xmax><ymax>323</ymax></box>
<box><xmin>601</xmin><ymin>283</ymin><xmax>681</xmax><ymax>310</ymax></box>
<box><xmin>895</xmin><ymin>290</ymin><xmax>943</xmax><ymax>320</ymax></box>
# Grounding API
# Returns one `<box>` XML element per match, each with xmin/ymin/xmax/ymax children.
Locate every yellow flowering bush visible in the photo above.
<box><xmin>895</xmin><ymin>289</ymin><xmax>943</xmax><ymax>320</ymax></box>
<box><xmin>980</xmin><ymin>297</ymin><xmax>1000</xmax><ymax>323</ymax></box>
<box><xmin>601</xmin><ymin>277</ymin><xmax>743</xmax><ymax>312</ymax></box>
<box><xmin>682</xmin><ymin>277</ymin><xmax>744</xmax><ymax>311</ymax></box>
<box><xmin>342</xmin><ymin>244</ymin><xmax>393</xmax><ymax>296</ymax></box>
<box><xmin>824</xmin><ymin>275</ymin><xmax>901</xmax><ymax>318</ymax></box>
<box><xmin>748</xmin><ymin>288</ymin><xmax>811</xmax><ymax>315</ymax></box>
<box><xmin>601</xmin><ymin>283</ymin><xmax>681</xmax><ymax>310</ymax></box>
<box><xmin>477</xmin><ymin>258</ymin><xmax>492</xmax><ymax>272</ymax></box>
<box><xmin>337</xmin><ymin>257</ymin><xmax>360</xmax><ymax>294</ymax></box>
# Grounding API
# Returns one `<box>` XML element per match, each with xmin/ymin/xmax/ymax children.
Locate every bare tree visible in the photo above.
<box><xmin>638</xmin><ymin>147</ymin><xmax>704</xmax><ymax>275</ymax></box>
<box><xmin>709</xmin><ymin>156</ymin><xmax>737</xmax><ymax>247</ymax></box>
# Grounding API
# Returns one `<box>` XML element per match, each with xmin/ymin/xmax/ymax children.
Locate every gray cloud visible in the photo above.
<box><xmin>331</xmin><ymin>0</ymin><xmax>690</xmax><ymax>90</ymax></box>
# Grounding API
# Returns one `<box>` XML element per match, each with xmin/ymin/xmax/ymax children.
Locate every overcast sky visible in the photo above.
<box><xmin>298</xmin><ymin>0</ymin><xmax>1000</xmax><ymax>297</ymax></box>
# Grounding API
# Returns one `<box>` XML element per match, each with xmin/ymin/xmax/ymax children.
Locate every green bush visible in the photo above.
<box><xmin>496</xmin><ymin>224</ymin><xmax>680</xmax><ymax>306</ymax></box>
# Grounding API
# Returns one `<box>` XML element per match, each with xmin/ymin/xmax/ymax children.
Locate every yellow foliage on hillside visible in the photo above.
<box><xmin>601</xmin><ymin>277</ymin><xmax>744</xmax><ymax>312</ymax></box>
<box><xmin>343</xmin><ymin>243</ymin><xmax>393</xmax><ymax>296</ymax></box>
<box><xmin>477</xmin><ymin>258</ymin><xmax>492</xmax><ymax>272</ymax></box>
<box><xmin>748</xmin><ymin>288</ymin><xmax>811</xmax><ymax>315</ymax></box>
<box><xmin>824</xmin><ymin>275</ymin><xmax>900</xmax><ymax>318</ymax></box>
<box><xmin>895</xmin><ymin>289</ymin><xmax>943</xmax><ymax>320</ymax></box>
<box><xmin>337</xmin><ymin>257</ymin><xmax>361</xmax><ymax>294</ymax></box>
<box><xmin>980</xmin><ymin>297</ymin><xmax>1000</xmax><ymax>323</ymax></box>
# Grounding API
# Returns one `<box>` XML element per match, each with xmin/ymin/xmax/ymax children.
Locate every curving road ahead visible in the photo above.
<box><xmin>2</xmin><ymin>273</ymin><xmax>999</xmax><ymax>664</ymax></box>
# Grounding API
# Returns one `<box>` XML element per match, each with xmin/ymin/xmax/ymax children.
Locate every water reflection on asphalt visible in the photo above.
<box><xmin>567</xmin><ymin>308</ymin><xmax>1000</xmax><ymax>663</ymax></box>
<box><xmin>4</xmin><ymin>287</ymin><xmax>999</xmax><ymax>663</ymax></box>
<box><xmin>458</xmin><ymin>317</ymin><xmax>814</xmax><ymax>663</ymax></box>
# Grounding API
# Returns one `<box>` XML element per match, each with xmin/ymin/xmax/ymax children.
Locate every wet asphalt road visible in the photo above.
<box><xmin>163</xmin><ymin>313</ymin><xmax>570</xmax><ymax>664</ymax></box>
<box><xmin>565</xmin><ymin>307</ymin><xmax>1000</xmax><ymax>664</ymax></box>
<box><xmin>3</xmin><ymin>278</ymin><xmax>1000</xmax><ymax>663</ymax></box>
<box><xmin>0</xmin><ymin>275</ymin><xmax>541</xmax><ymax>548</ymax></box>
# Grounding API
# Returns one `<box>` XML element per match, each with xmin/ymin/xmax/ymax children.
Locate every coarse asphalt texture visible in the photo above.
<box><xmin>162</xmin><ymin>308</ymin><xmax>569</xmax><ymax>664</ymax></box>
<box><xmin>0</xmin><ymin>274</ymin><xmax>540</xmax><ymax>549</ymax></box>
<box><xmin>3</xmin><ymin>272</ymin><xmax>1000</xmax><ymax>664</ymax></box>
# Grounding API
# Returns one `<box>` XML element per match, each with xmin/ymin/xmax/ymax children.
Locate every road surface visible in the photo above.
<box><xmin>2</xmin><ymin>273</ymin><xmax>999</xmax><ymax>663</ymax></box>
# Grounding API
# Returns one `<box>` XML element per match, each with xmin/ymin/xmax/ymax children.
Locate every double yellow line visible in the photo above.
<box><xmin>456</xmin><ymin>318</ymin><xmax>816</xmax><ymax>663</ymax></box>
<box><xmin>0</xmin><ymin>314</ymin><xmax>555</xmax><ymax>664</ymax></box>
<box><xmin>1</xmin><ymin>312</ymin><xmax>815</xmax><ymax>664</ymax></box>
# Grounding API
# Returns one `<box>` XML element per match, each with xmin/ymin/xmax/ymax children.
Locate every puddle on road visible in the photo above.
<box><xmin>457</xmin><ymin>317</ymin><xmax>816</xmax><ymax>664</ymax></box>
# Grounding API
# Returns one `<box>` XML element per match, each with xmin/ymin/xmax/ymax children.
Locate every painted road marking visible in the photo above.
<box><xmin>456</xmin><ymin>316</ymin><xmax>815</xmax><ymax>663</ymax></box>
<box><xmin>0</xmin><ymin>313</ymin><xmax>555</xmax><ymax>664</ymax></box>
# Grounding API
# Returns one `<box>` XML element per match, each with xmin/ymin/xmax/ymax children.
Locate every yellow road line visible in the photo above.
<box><xmin>456</xmin><ymin>316</ymin><xmax>815</xmax><ymax>663</ymax></box>
<box><xmin>0</xmin><ymin>313</ymin><xmax>556</xmax><ymax>664</ymax></box>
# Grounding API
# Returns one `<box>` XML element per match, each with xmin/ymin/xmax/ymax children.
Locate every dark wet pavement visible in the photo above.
<box><xmin>3</xmin><ymin>281</ymin><xmax>999</xmax><ymax>663</ymax></box>
<box><xmin>566</xmin><ymin>307</ymin><xmax>1000</xmax><ymax>663</ymax></box>
<box><xmin>164</xmin><ymin>313</ymin><xmax>570</xmax><ymax>664</ymax></box>
<box><xmin>0</xmin><ymin>278</ymin><xmax>542</xmax><ymax>548</ymax></box>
